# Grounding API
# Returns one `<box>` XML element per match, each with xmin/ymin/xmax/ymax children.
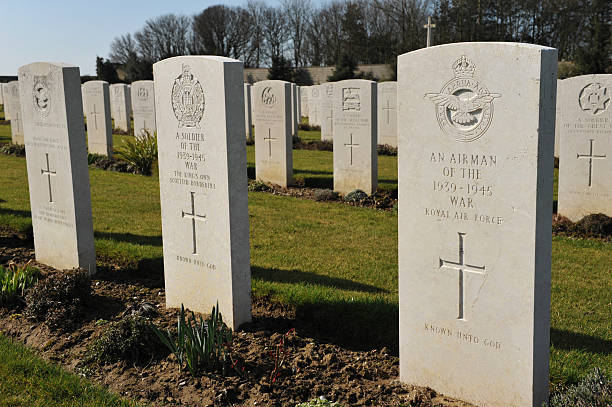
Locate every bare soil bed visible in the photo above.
<box><xmin>0</xmin><ymin>230</ymin><xmax>471</xmax><ymax>406</ymax></box>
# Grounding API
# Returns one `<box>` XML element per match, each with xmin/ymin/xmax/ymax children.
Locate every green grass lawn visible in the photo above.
<box><xmin>0</xmin><ymin>334</ymin><xmax>141</xmax><ymax>406</ymax></box>
<box><xmin>0</xmin><ymin>121</ymin><xmax>609</xmax><ymax>397</ymax></box>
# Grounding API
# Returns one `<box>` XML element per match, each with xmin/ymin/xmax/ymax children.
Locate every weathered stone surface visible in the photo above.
<box><xmin>244</xmin><ymin>83</ymin><xmax>253</xmax><ymax>141</ymax></box>
<box><xmin>6</xmin><ymin>81</ymin><xmax>24</xmax><ymax>144</ymax></box>
<box><xmin>153</xmin><ymin>56</ymin><xmax>251</xmax><ymax>329</ymax></box>
<box><xmin>554</xmin><ymin>79</ymin><xmax>562</xmax><ymax>158</ymax></box>
<box><xmin>308</xmin><ymin>85</ymin><xmax>321</xmax><ymax>127</ymax></box>
<box><xmin>332</xmin><ymin>79</ymin><xmax>377</xmax><ymax>194</ymax></box>
<box><xmin>83</xmin><ymin>80</ymin><xmax>113</xmax><ymax>157</ymax></box>
<box><xmin>253</xmin><ymin>80</ymin><xmax>293</xmax><ymax>187</ymax></box>
<box><xmin>2</xmin><ymin>83</ymin><xmax>10</xmax><ymax>119</ymax></box>
<box><xmin>300</xmin><ymin>85</ymin><xmax>309</xmax><ymax>117</ymax></box>
<box><xmin>398</xmin><ymin>43</ymin><xmax>556</xmax><ymax>407</ymax></box>
<box><xmin>320</xmin><ymin>83</ymin><xmax>334</xmax><ymax>142</ymax></box>
<box><xmin>291</xmin><ymin>83</ymin><xmax>298</xmax><ymax>137</ymax></box>
<box><xmin>558</xmin><ymin>74</ymin><xmax>612</xmax><ymax>220</ymax></box>
<box><xmin>110</xmin><ymin>83</ymin><xmax>131</xmax><ymax>132</ymax></box>
<box><xmin>0</xmin><ymin>81</ymin><xmax>4</xmax><ymax>105</ymax></box>
<box><xmin>18</xmin><ymin>62</ymin><xmax>96</xmax><ymax>273</ymax></box>
<box><xmin>377</xmin><ymin>81</ymin><xmax>398</xmax><ymax>147</ymax></box>
<box><xmin>131</xmin><ymin>80</ymin><xmax>156</xmax><ymax>138</ymax></box>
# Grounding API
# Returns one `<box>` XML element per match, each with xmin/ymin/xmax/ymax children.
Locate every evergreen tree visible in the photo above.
<box><xmin>267</xmin><ymin>55</ymin><xmax>295</xmax><ymax>81</ymax></box>
<box><xmin>327</xmin><ymin>53</ymin><xmax>357</xmax><ymax>82</ymax></box>
<box><xmin>574</xmin><ymin>0</ymin><xmax>611</xmax><ymax>74</ymax></box>
<box><xmin>95</xmin><ymin>57</ymin><xmax>120</xmax><ymax>83</ymax></box>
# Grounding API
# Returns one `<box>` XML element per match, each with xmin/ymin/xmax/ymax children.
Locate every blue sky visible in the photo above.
<box><xmin>0</xmin><ymin>0</ymin><xmax>283</xmax><ymax>76</ymax></box>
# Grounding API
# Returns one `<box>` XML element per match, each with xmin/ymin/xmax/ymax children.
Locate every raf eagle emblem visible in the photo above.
<box><xmin>425</xmin><ymin>55</ymin><xmax>501</xmax><ymax>142</ymax></box>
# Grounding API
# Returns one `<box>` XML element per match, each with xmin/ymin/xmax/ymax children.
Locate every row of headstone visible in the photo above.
<box><xmin>15</xmin><ymin>59</ymin><xmax>251</xmax><ymax>331</ymax></box>
<box><xmin>4</xmin><ymin>45</ymin><xmax>609</xmax><ymax>407</ymax></box>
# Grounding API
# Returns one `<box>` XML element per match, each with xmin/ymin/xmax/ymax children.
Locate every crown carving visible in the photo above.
<box><xmin>452</xmin><ymin>55</ymin><xmax>475</xmax><ymax>78</ymax></box>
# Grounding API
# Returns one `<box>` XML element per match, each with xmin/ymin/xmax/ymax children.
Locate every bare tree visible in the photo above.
<box><xmin>135</xmin><ymin>14</ymin><xmax>191</xmax><ymax>62</ymax></box>
<box><xmin>262</xmin><ymin>5</ymin><xmax>289</xmax><ymax>62</ymax></box>
<box><xmin>282</xmin><ymin>0</ymin><xmax>312</xmax><ymax>67</ymax></box>
<box><xmin>109</xmin><ymin>33</ymin><xmax>138</xmax><ymax>65</ymax></box>
<box><xmin>193</xmin><ymin>5</ymin><xmax>250</xmax><ymax>58</ymax></box>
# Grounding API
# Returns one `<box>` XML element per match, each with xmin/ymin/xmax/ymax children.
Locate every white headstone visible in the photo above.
<box><xmin>320</xmin><ymin>82</ymin><xmax>334</xmax><ymax>142</ymax></box>
<box><xmin>300</xmin><ymin>85</ymin><xmax>309</xmax><ymax>117</ymax></box>
<box><xmin>558</xmin><ymin>74</ymin><xmax>612</xmax><ymax>221</ymax></box>
<box><xmin>291</xmin><ymin>83</ymin><xmax>298</xmax><ymax>137</ymax></box>
<box><xmin>244</xmin><ymin>83</ymin><xmax>253</xmax><ymax>141</ymax></box>
<box><xmin>296</xmin><ymin>86</ymin><xmax>301</xmax><ymax>123</ymax></box>
<box><xmin>398</xmin><ymin>43</ymin><xmax>556</xmax><ymax>407</ymax></box>
<box><xmin>131</xmin><ymin>80</ymin><xmax>156</xmax><ymax>138</ymax></box>
<box><xmin>377</xmin><ymin>81</ymin><xmax>398</xmax><ymax>147</ymax></box>
<box><xmin>253</xmin><ymin>80</ymin><xmax>293</xmax><ymax>186</ymax></box>
<box><xmin>81</xmin><ymin>84</ymin><xmax>87</xmax><ymax>117</ymax></box>
<box><xmin>83</xmin><ymin>80</ymin><xmax>113</xmax><ymax>157</ymax></box>
<box><xmin>18</xmin><ymin>62</ymin><xmax>96</xmax><ymax>273</ymax></box>
<box><xmin>333</xmin><ymin>79</ymin><xmax>377</xmax><ymax>194</ymax></box>
<box><xmin>3</xmin><ymin>83</ymin><xmax>13</xmax><ymax>120</ymax></box>
<box><xmin>308</xmin><ymin>85</ymin><xmax>321</xmax><ymax>126</ymax></box>
<box><xmin>554</xmin><ymin>79</ymin><xmax>562</xmax><ymax>158</ymax></box>
<box><xmin>0</xmin><ymin>82</ymin><xmax>4</xmax><ymax>105</ymax></box>
<box><xmin>153</xmin><ymin>56</ymin><xmax>251</xmax><ymax>329</ymax></box>
<box><xmin>6</xmin><ymin>81</ymin><xmax>24</xmax><ymax>144</ymax></box>
<box><xmin>110</xmin><ymin>83</ymin><xmax>131</xmax><ymax>132</ymax></box>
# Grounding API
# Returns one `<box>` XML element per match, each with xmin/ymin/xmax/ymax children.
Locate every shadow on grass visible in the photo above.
<box><xmin>378</xmin><ymin>178</ymin><xmax>398</xmax><ymax>185</ymax></box>
<box><xmin>94</xmin><ymin>231</ymin><xmax>162</xmax><ymax>247</ymax></box>
<box><xmin>302</xmin><ymin>176</ymin><xmax>333</xmax><ymax>189</ymax></box>
<box><xmin>551</xmin><ymin>328</ymin><xmax>612</xmax><ymax>355</ymax></box>
<box><xmin>0</xmin><ymin>207</ymin><xmax>32</xmax><ymax>218</ymax></box>
<box><xmin>296</xmin><ymin>298</ymin><xmax>399</xmax><ymax>353</ymax></box>
<box><xmin>93</xmin><ymin>257</ymin><xmax>165</xmax><ymax>289</ymax></box>
<box><xmin>252</xmin><ymin>266</ymin><xmax>388</xmax><ymax>294</ymax></box>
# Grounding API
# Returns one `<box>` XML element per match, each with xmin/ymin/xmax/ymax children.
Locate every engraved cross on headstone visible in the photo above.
<box><xmin>344</xmin><ymin>133</ymin><xmax>359</xmax><ymax>165</ymax></box>
<box><xmin>383</xmin><ymin>99</ymin><xmax>395</xmax><ymax>125</ymax></box>
<box><xmin>577</xmin><ymin>139</ymin><xmax>607</xmax><ymax>187</ymax></box>
<box><xmin>14</xmin><ymin>109</ymin><xmax>21</xmax><ymax>134</ymax></box>
<box><xmin>40</xmin><ymin>153</ymin><xmax>57</xmax><ymax>203</ymax></box>
<box><xmin>326</xmin><ymin>110</ymin><xmax>333</xmax><ymax>132</ymax></box>
<box><xmin>181</xmin><ymin>191</ymin><xmax>207</xmax><ymax>255</ymax></box>
<box><xmin>90</xmin><ymin>104</ymin><xmax>101</xmax><ymax>130</ymax></box>
<box><xmin>264</xmin><ymin>129</ymin><xmax>276</xmax><ymax>157</ymax></box>
<box><xmin>424</xmin><ymin>16</ymin><xmax>436</xmax><ymax>48</ymax></box>
<box><xmin>439</xmin><ymin>232</ymin><xmax>486</xmax><ymax>320</ymax></box>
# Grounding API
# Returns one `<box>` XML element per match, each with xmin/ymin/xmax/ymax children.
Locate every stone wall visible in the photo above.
<box><xmin>244</xmin><ymin>64</ymin><xmax>393</xmax><ymax>84</ymax></box>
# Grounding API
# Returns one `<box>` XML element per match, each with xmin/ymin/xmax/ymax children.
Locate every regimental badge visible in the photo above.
<box><xmin>579</xmin><ymin>83</ymin><xmax>610</xmax><ymax>115</ymax></box>
<box><xmin>137</xmin><ymin>87</ymin><xmax>149</xmax><ymax>101</ymax></box>
<box><xmin>425</xmin><ymin>55</ymin><xmax>501</xmax><ymax>142</ymax></box>
<box><xmin>32</xmin><ymin>75</ymin><xmax>51</xmax><ymax>118</ymax></box>
<box><xmin>342</xmin><ymin>88</ymin><xmax>360</xmax><ymax>112</ymax></box>
<box><xmin>172</xmin><ymin>64</ymin><xmax>205</xmax><ymax>128</ymax></box>
<box><xmin>261</xmin><ymin>86</ymin><xmax>277</xmax><ymax>108</ymax></box>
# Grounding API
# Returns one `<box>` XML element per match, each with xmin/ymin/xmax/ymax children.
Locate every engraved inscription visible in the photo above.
<box><xmin>424</xmin><ymin>323</ymin><xmax>502</xmax><ymax>350</ymax></box>
<box><xmin>425</xmin><ymin>152</ymin><xmax>501</xmax><ymax>225</ymax></box>
<box><xmin>425</xmin><ymin>55</ymin><xmax>500</xmax><ymax>142</ymax></box>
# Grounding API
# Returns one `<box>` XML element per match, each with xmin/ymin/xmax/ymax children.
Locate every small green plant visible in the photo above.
<box><xmin>25</xmin><ymin>269</ymin><xmax>91</xmax><ymax>331</ymax></box>
<box><xmin>546</xmin><ymin>368</ymin><xmax>611</xmax><ymax>407</ymax></box>
<box><xmin>296</xmin><ymin>396</ymin><xmax>344</xmax><ymax>407</ymax></box>
<box><xmin>248</xmin><ymin>180</ymin><xmax>271</xmax><ymax>192</ymax></box>
<box><xmin>115</xmin><ymin>132</ymin><xmax>158</xmax><ymax>176</ymax></box>
<box><xmin>0</xmin><ymin>143</ymin><xmax>26</xmax><ymax>157</ymax></box>
<box><xmin>377</xmin><ymin>144</ymin><xmax>397</xmax><ymax>156</ymax></box>
<box><xmin>86</xmin><ymin>315</ymin><xmax>165</xmax><ymax>365</ymax></box>
<box><xmin>343</xmin><ymin>189</ymin><xmax>368</xmax><ymax>203</ymax></box>
<box><xmin>151</xmin><ymin>303</ymin><xmax>233</xmax><ymax>376</ymax></box>
<box><xmin>0</xmin><ymin>263</ymin><xmax>40</xmax><ymax>305</ymax></box>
